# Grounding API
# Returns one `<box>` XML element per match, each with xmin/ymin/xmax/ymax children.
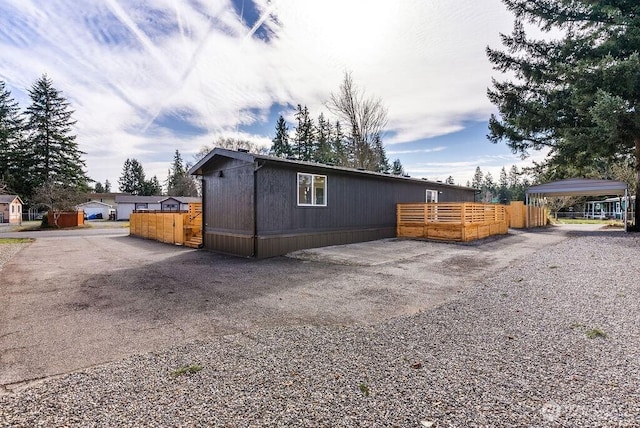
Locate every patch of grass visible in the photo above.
<box><xmin>569</xmin><ymin>322</ymin><xmax>585</xmax><ymax>329</ymax></box>
<box><xmin>170</xmin><ymin>364</ymin><xmax>203</xmax><ymax>377</ymax></box>
<box><xmin>359</xmin><ymin>382</ymin><xmax>370</xmax><ymax>397</ymax></box>
<box><xmin>0</xmin><ymin>237</ymin><xmax>33</xmax><ymax>244</ymax></box>
<box><xmin>554</xmin><ymin>218</ymin><xmax>618</xmax><ymax>225</ymax></box>
<box><xmin>586</xmin><ymin>328</ymin><xmax>607</xmax><ymax>339</ymax></box>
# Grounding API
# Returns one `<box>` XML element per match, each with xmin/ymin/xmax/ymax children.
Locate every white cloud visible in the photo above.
<box><xmin>387</xmin><ymin>146</ymin><xmax>447</xmax><ymax>155</ymax></box>
<box><xmin>404</xmin><ymin>149</ymin><xmax>550</xmax><ymax>186</ymax></box>
<box><xmin>0</xmin><ymin>0</ymin><xmax>521</xmax><ymax>190</ymax></box>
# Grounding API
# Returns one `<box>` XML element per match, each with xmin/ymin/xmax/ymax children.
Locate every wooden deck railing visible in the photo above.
<box><xmin>397</xmin><ymin>203</ymin><xmax>508</xmax><ymax>242</ymax></box>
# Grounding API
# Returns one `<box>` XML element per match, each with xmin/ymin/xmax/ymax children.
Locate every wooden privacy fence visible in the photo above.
<box><xmin>397</xmin><ymin>203</ymin><xmax>508</xmax><ymax>242</ymax></box>
<box><xmin>130</xmin><ymin>203</ymin><xmax>203</xmax><ymax>248</ymax></box>
<box><xmin>505</xmin><ymin>201</ymin><xmax>548</xmax><ymax>228</ymax></box>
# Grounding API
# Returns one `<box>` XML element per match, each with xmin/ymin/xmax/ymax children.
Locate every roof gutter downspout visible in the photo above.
<box><xmin>252</xmin><ymin>160</ymin><xmax>265</xmax><ymax>257</ymax></box>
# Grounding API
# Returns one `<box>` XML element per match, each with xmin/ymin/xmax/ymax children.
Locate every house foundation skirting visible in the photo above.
<box><xmin>204</xmin><ymin>227</ymin><xmax>396</xmax><ymax>258</ymax></box>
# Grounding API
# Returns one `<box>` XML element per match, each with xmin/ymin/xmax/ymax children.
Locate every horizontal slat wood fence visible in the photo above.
<box><xmin>130</xmin><ymin>203</ymin><xmax>202</xmax><ymax>247</ymax></box>
<box><xmin>397</xmin><ymin>203</ymin><xmax>508</xmax><ymax>242</ymax></box>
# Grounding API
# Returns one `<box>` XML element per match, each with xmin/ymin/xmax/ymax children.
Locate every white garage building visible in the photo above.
<box><xmin>76</xmin><ymin>200</ymin><xmax>114</xmax><ymax>220</ymax></box>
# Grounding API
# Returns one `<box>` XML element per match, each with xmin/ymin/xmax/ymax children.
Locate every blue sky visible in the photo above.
<box><xmin>0</xmin><ymin>0</ymin><xmax>548</xmax><ymax>190</ymax></box>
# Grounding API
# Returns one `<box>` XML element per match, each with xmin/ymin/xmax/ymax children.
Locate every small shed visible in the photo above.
<box><xmin>0</xmin><ymin>195</ymin><xmax>23</xmax><ymax>225</ymax></box>
<box><xmin>76</xmin><ymin>200</ymin><xmax>114</xmax><ymax>220</ymax></box>
<box><xmin>189</xmin><ymin>148</ymin><xmax>476</xmax><ymax>258</ymax></box>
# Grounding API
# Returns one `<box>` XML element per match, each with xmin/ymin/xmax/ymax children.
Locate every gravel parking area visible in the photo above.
<box><xmin>1</xmin><ymin>228</ymin><xmax>638</xmax><ymax>426</ymax></box>
<box><xmin>0</xmin><ymin>242</ymin><xmax>28</xmax><ymax>271</ymax></box>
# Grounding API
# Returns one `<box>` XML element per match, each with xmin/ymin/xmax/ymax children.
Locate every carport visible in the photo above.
<box><xmin>526</xmin><ymin>178</ymin><xmax>630</xmax><ymax>231</ymax></box>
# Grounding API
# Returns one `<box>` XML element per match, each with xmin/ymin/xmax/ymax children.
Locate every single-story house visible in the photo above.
<box><xmin>85</xmin><ymin>192</ymin><xmax>122</xmax><ymax>207</ymax></box>
<box><xmin>0</xmin><ymin>195</ymin><xmax>23</xmax><ymax>225</ymax></box>
<box><xmin>114</xmin><ymin>195</ymin><xmax>163</xmax><ymax>220</ymax></box>
<box><xmin>76</xmin><ymin>200</ymin><xmax>114</xmax><ymax>220</ymax></box>
<box><xmin>189</xmin><ymin>148</ymin><xmax>476</xmax><ymax>258</ymax></box>
<box><xmin>160</xmin><ymin>196</ymin><xmax>201</xmax><ymax>212</ymax></box>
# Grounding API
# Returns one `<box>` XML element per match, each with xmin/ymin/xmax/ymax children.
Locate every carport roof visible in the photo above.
<box><xmin>526</xmin><ymin>178</ymin><xmax>628</xmax><ymax>197</ymax></box>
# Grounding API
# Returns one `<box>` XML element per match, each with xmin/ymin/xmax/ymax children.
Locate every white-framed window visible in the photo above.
<box><xmin>297</xmin><ymin>173</ymin><xmax>327</xmax><ymax>206</ymax></box>
<box><xmin>426</xmin><ymin>190</ymin><xmax>438</xmax><ymax>203</ymax></box>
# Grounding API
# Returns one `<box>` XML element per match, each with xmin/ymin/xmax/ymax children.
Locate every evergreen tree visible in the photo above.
<box><xmin>508</xmin><ymin>165</ymin><xmax>520</xmax><ymax>189</ymax></box>
<box><xmin>166</xmin><ymin>150</ymin><xmax>198</xmax><ymax>196</ymax></box>
<box><xmin>332</xmin><ymin>121</ymin><xmax>348</xmax><ymax>167</ymax></box>
<box><xmin>270</xmin><ymin>115</ymin><xmax>292</xmax><ymax>158</ymax></box>
<box><xmin>292</xmin><ymin>104</ymin><xmax>315</xmax><ymax>161</ymax></box>
<box><xmin>498</xmin><ymin>166</ymin><xmax>510</xmax><ymax>203</ymax></box>
<box><xmin>391</xmin><ymin>158</ymin><xmax>405</xmax><ymax>176</ymax></box>
<box><xmin>487</xmin><ymin>0</ymin><xmax>640</xmax><ymax>225</ymax></box>
<box><xmin>24</xmin><ymin>74</ymin><xmax>88</xmax><ymax>196</ymax></box>
<box><xmin>314</xmin><ymin>113</ymin><xmax>334</xmax><ymax>164</ymax></box>
<box><xmin>483</xmin><ymin>172</ymin><xmax>496</xmax><ymax>202</ymax></box>
<box><xmin>166</xmin><ymin>150</ymin><xmax>185</xmax><ymax>193</ymax></box>
<box><xmin>143</xmin><ymin>175</ymin><xmax>162</xmax><ymax>196</ymax></box>
<box><xmin>471</xmin><ymin>166</ymin><xmax>483</xmax><ymax>189</ymax></box>
<box><xmin>94</xmin><ymin>182</ymin><xmax>104</xmax><ymax>193</ymax></box>
<box><xmin>0</xmin><ymin>81</ymin><xmax>24</xmax><ymax>188</ymax></box>
<box><xmin>372</xmin><ymin>133</ymin><xmax>390</xmax><ymax>172</ymax></box>
<box><xmin>118</xmin><ymin>158</ymin><xmax>147</xmax><ymax>194</ymax></box>
<box><xmin>445</xmin><ymin>176</ymin><xmax>455</xmax><ymax>185</ymax></box>
<box><xmin>104</xmin><ymin>179</ymin><xmax>111</xmax><ymax>193</ymax></box>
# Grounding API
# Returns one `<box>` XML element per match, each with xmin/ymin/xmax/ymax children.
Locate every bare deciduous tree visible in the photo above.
<box><xmin>0</xmin><ymin>179</ymin><xmax>9</xmax><ymax>195</ymax></box>
<box><xmin>195</xmin><ymin>137</ymin><xmax>269</xmax><ymax>162</ymax></box>
<box><xmin>327</xmin><ymin>72</ymin><xmax>388</xmax><ymax>170</ymax></box>
<box><xmin>32</xmin><ymin>181</ymin><xmax>85</xmax><ymax>212</ymax></box>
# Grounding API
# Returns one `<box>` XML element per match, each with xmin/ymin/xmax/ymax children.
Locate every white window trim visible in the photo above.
<box><xmin>297</xmin><ymin>172</ymin><xmax>327</xmax><ymax>207</ymax></box>
<box><xmin>426</xmin><ymin>189</ymin><xmax>439</xmax><ymax>203</ymax></box>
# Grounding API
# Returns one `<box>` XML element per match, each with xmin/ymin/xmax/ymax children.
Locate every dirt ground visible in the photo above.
<box><xmin>0</xmin><ymin>225</ymin><xmax>603</xmax><ymax>392</ymax></box>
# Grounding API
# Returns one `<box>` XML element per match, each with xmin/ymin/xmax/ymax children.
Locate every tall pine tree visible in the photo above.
<box><xmin>371</xmin><ymin>133</ymin><xmax>390</xmax><ymax>173</ymax></box>
<box><xmin>487</xmin><ymin>0</ymin><xmax>640</xmax><ymax>226</ymax></box>
<box><xmin>270</xmin><ymin>115</ymin><xmax>292</xmax><ymax>158</ymax></box>
<box><xmin>332</xmin><ymin>121</ymin><xmax>348</xmax><ymax>167</ymax></box>
<box><xmin>0</xmin><ymin>81</ymin><xmax>24</xmax><ymax>193</ymax></box>
<box><xmin>314</xmin><ymin>113</ymin><xmax>334</xmax><ymax>164</ymax></box>
<box><xmin>292</xmin><ymin>105</ymin><xmax>315</xmax><ymax>161</ymax></box>
<box><xmin>166</xmin><ymin>149</ymin><xmax>198</xmax><ymax>196</ymax></box>
<box><xmin>119</xmin><ymin>158</ymin><xmax>146</xmax><ymax>195</ymax></box>
<box><xmin>24</xmin><ymin>74</ymin><xmax>88</xmax><ymax>195</ymax></box>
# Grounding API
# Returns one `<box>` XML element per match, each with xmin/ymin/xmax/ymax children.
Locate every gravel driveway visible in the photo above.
<box><xmin>1</xmin><ymin>226</ymin><xmax>639</xmax><ymax>426</ymax></box>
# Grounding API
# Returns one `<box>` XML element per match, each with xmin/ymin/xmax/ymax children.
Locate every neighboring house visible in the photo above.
<box><xmin>114</xmin><ymin>195</ymin><xmax>163</xmax><ymax>220</ymax></box>
<box><xmin>160</xmin><ymin>196</ymin><xmax>201</xmax><ymax>212</ymax></box>
<box><xmin>188</xmin><ymin>148</ymin><xmax>476</xmax><ymax>258</ymax></box>
<box><xmin>0</xmin><ymin>195</ymin><xmax>23</xmax><ymax>225</ymax></box>
<box><xmin>84</xmin><ymin>192</ymin><xmax>127</xmax><ymax>207</ymax></box>
<box><xmin>76</xmin><ymin>200</ymin><xmax>114</xmax><ymax>220</ymax></box>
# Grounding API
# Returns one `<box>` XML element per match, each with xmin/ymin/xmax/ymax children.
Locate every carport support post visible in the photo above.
<box><xmin>625</xmin><ymin>188</ymin><xmax>629</xmax><ymax>232</ymax></box>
